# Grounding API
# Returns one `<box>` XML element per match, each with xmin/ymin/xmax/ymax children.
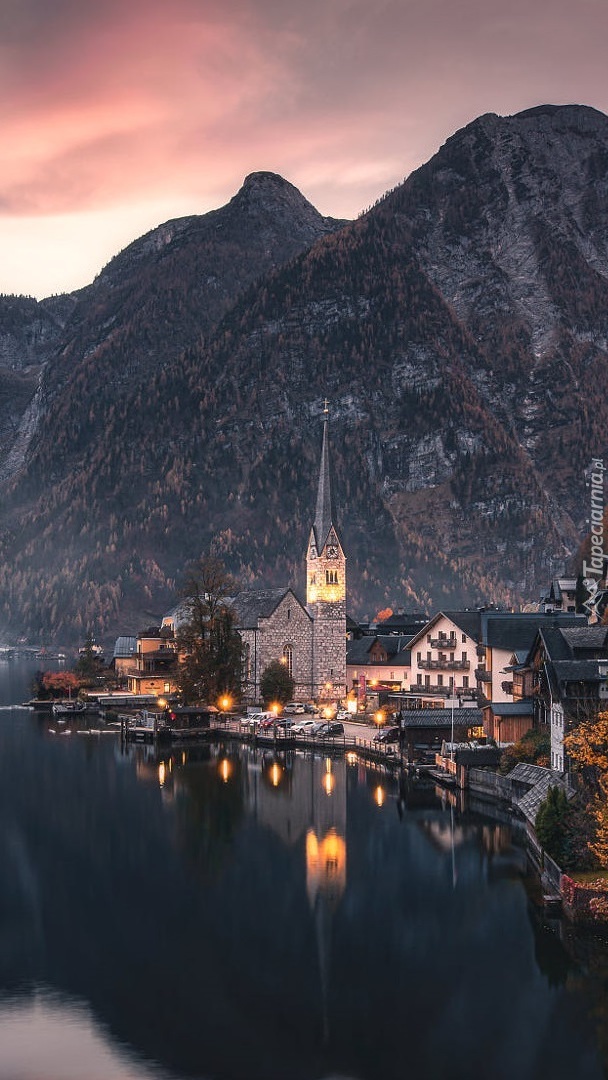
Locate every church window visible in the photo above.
<box><xmin>325</xmin><ymin>569</ymin><xmax>338</xmax><ymax>585</ymax></box>
<box><xmin>283</xmin><ymin>644</ymin><xmax>293</xmax><ymax>677</ymax></box>
<box><xmin>287</xmin><ymin>608</ymin><xmax>291</xmax><ymax>621</ymax></box>
<box><xmin>243</xmin><ymin>644</ymin><xmax>251</xmax><ymax>681</ymax></box>
<box><xmin>310</xmin><ymin>574</ymin><xmax>316</xmax><ymax>586</ymax></box>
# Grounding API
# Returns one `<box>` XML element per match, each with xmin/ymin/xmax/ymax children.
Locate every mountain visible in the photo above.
<box><xmin>1</xmin><ymin>106</ymin><xmax>608</xmax><ymax>643</ymax></box>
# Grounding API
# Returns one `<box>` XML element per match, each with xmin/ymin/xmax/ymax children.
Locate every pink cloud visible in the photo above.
<box><xmin>3</xmin><ymin>0</ymin><xmax>608</xmax><ymax>294</ymax></box>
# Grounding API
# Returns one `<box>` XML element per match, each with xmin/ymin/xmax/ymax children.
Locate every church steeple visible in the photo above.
<box><xmin>306</xmin><ymin>403</ymin><xmax>346</xmax><ymax>701</ymax></box>
<box><xmin>313</xmin><ymin>400</ymin><xmax>334</xmax><ymax>551</ymax></box>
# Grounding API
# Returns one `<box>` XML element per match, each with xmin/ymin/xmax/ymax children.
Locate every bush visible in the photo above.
<box><xmin>499</xmin><ymin>727</ymin><xmax>550</xmax><ymax>774</ymax></box>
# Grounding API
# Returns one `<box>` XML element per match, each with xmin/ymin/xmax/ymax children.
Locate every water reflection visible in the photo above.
<box><xmin>0</xmin><ymin>697</ymin><xmax>606</xmax><ymax>1079</ymax></box>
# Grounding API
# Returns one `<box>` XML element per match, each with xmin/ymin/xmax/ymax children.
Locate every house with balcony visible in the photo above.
<box><xmin>407</xmin><ymin>611</ymin><xmax>481</xmax><ymax>704</ymax></box>
<box><xmin>123</xmin><ymin>625</ymin><xmax>180</xmax><ymax>697</ymax></box>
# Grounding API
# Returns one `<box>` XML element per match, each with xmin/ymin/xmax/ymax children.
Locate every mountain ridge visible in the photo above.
<box><xmin>1</xmin><ymin>105</ymin><xmax>607</xmax><ymax>641</ymax></box>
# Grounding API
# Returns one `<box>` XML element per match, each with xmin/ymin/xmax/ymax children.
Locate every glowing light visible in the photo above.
<box><xmin>375</xmin><ymin>710</ymin><xmax>385</xmax><ymax>728</ymax></box>
<box><xmin>375</xmin><ymin>785</ymin><xmax>385</xmax><ymax>807</ymax></box>
<box><xmin>270</xmin><ymin>702</ymin><xmax>281</xmax><ymax>717</ymax></box>
<box><xmin>181</xmin><ymin>751</ymin><xmax>187</xmax><ymax>766</ymax></box>
<box><xmin>219</xmin><ymin>758</ymin><xmax>233</xmax><ymax>783</ymax></box>
<box><xmin>270</xmin><ymin>762</ymin><xmax>283</xmax><ymax>787</ymax></box>
<box><xmin>324</xmin><ymin>706</ymin><xmax>333</xmax><ymax>719</ymax></box>
<box><xmin>158</xmin><ymin>761</ymin><xmax>166</xmax><ymax>787</ymax></box>
<box><xmin>219</xmin><ymin>694</ymin><xmax>232</xmax><ymax>712</ymax></box>
<box><xmin>346</xmin><ymin>751</ymin><xmax>358</xmax><ymax>766</ymax></box>
<box><xmin>157</xmin><ymin>697</ymin><xmax>167</xmax><ymax>709</ymax></box>
<box><xmin>323</xmin><ymin>758</ymin><xmax>335</xmax><ymax>796</ymax></box>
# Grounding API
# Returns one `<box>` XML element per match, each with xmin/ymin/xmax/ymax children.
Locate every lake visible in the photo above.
<box><xmin>0</xmin><ymin>660</ymin><xmax>607</xmax><ymax>1080</ymax></box>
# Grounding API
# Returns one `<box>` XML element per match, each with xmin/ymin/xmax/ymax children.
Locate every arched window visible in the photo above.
<box><xmin>325</xmin><ymin>569</ymin><xmax>338</xmax><ymax>585</ymax></box>
<box><xmin>243</xmin><ymin>643</ymin><xmax>251</xmax><ymax>681</ymax></box>
<box><xmin>283</xmin><ymin>644</ymin><xmax>293</xmax><ymax>677</ymax></box>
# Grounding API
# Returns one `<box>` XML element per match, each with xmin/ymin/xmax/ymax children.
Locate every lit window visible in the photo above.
<box><xmin>283</xmin><ymin>644</ymin><xmax>293</xmax><ymax>677</ymax></box>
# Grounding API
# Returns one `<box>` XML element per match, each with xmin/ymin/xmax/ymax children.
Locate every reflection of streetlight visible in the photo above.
<box><xmin>219</xmin><ymin>758</ymin><xmax>233</xmax><ymax>783</ymax></box>
<box><xmin>270</xmin><ymin>761</ymin><xmax>283</xmax><ymax>787</ymax></box>
<box><xmin>323</xmin><ymin>758</ymin><xmax>335</xmax><ymax>796</ymax></box>
<box><xmin>346</xmin><ymin>751</ymin><xmax>358</xmax><ymax>766</ymax></box>
<box><xmin>375</xmin><ymin>785</ymin><xmax>385</xmax><ymax>808</ymax></box>
<box><xmin>158</xmin><ymin>761</ymin><xmax>166</xmax><ymax>787</ymax></box>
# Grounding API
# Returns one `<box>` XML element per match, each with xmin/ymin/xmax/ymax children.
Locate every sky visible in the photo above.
<box><xmin>2</xmin><ymin>0</ymin><xmax>608</xmax><ymax>299</ymax></box>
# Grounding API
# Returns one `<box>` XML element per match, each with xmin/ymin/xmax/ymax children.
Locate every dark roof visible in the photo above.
<box><xmin>113</xmin><ymin>636</ymin><xmax>137</xmax><ymax>659</ymax></box>
<box><xmin>552</xmin><ymin>659</ymin><xmax>608</xmax><ymax>684</ymax></box>
<box><xmin>377</xmin><ymin>613</ymin><xmax>428</xmax><ymax>636</ymax></box>
<box><xmin>488</xmin><ymin>701</ymin><xmax>534</xmax><ymax>717</ymax></box>
<box><xmin>481</xmin><ymin>612</ymin><xmax>586</xmax><ymax>651</ymax></box>
<box><xmin>398</xmin><ymin>708</ymin><xmax>482</xmax><ymax>728</ymax></box>
<box><xmin>559</xmin><ymin>626</ymin><xmax>608</xmax><ymax>652</ymax></box>
<box><xmin>231</xmin><ymin>588</ymin><xmax>308</xmax><ymax>629</ymax></box>
<box><xmin>346</xmin><ymin>636</ymin><xmax>411</xmax><ymax>665</ymax></box>
<box><xmin>442</xmin><ymin>611</ymin><xmax>482</xmax><ymax>640</ymax></box>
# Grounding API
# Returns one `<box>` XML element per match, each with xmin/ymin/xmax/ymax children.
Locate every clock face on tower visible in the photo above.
<box><xmin>326</xmin><ymin>544</ymin><xmax>338</xmax><ymax>559</ymax></box>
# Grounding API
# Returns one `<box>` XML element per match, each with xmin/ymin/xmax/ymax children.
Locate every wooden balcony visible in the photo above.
<box><xmin>418</xmin><ymin>658</ymin><xmax>470</xmax><ymax>671</ymax></box>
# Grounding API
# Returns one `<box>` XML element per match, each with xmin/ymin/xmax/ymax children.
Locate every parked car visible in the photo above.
<box><xmin>284</xmin><ymin>702</ymin><xmax>305</xmax><ymax>714</ymax></box>
<box><xmin>303</xmin><ymin>703</ymin><xmax>319</xmax><ymax>714</ymax></box>
<box><xmin>373</xmin><ymin>725</ymin><xmax>400</xmax><ymax>744</ymax></box>
<box><xmin>245</xmin><ymin>712</ymin><xmax>273</xmax><ymax>729</ymax></box>
<box><xmin>335</xmin><ymin>709</ymin><xmax>349</xmax><ymax>721</ymax></box>
<box><xmin>274</xmin><ymin>717</ymin><xmax>297</xmax><ymax>730</ymax></box>
<box><xmin>316</xmin><ymin>721</ymin><xmax>345</xmax><ymax>738</ymax></box>
<box><xmin>291</xmin><ymin>718</ymin><xmax>318</xmax><ymax>735</ymax></box>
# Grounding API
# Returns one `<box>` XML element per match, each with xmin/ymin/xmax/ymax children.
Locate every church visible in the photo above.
<box><xmin>232</xmin><ymin>405</ymin><xmax>347</xmax><ymax>703</ymax></box>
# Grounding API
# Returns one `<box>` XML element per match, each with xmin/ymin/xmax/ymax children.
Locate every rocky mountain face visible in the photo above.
<box><xmin>1</xmin><ymin>107</ymin><xmax>608</xmax><ymax>642</ymax></box>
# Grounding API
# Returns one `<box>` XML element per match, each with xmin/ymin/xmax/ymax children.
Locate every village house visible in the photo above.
<box><xmin>522</xmin><ymin>624</ymin><xmax>608</xmax><ymax>773</ymax></box>
<box><xmin>346</xmin><ymin>634</ymin><xmax>412</xmax><ymax>697</ymax></box>
<box><xmin>121</xmin><ymin>624</ymin><xmax>180</xmax><ymax>697</ymax></box>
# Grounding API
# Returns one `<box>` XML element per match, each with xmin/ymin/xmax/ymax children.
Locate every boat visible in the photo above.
<box><xmin>52</xmin><ymin>701</ymin><xmax>86</xmax><ymax>716</ymax></box>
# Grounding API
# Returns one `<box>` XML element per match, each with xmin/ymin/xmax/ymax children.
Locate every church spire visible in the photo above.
<box><xmin>314</xmin><ymin>400</ymin><xmax>334</xmax><ymax>551</ymax></box>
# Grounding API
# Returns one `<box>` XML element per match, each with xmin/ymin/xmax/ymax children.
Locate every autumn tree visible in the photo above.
<box><xmin>177</xmin><ymin>554</ymin><xmax>242</xmax><ymax>705</ymax></box>
<box><xmin>40</xmin><ymin>671</ymin><xmax>81</xmax><ymax>699</ymax></box>
<box><xmin>565</xmin><ymin>711</ymin><xmax>608</xmax><ymax>867</ymax></box>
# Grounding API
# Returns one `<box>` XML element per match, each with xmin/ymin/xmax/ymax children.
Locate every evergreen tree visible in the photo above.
<box><xmin>260</xmin><ymin>660</ymin><xmax>295</xmax><ymax>706</ymax></box>
<box><xmin>535</xmin><ymin>786</ymin><xmax>573</xmax><ymax>867</ymax></box>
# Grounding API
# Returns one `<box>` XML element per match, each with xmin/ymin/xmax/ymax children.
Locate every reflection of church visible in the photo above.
<box><xmin>232</xmin><ymin>404</ymin><xmax>347</xmax><ymax>703</ymax></box>
<box><xmin>246</xmin><ymin>752</ymin><xmax>347</xmax><ymax>911</ymax></box>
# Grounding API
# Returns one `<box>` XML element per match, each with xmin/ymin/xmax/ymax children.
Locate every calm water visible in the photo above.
<box><xmin>1</xmin><ymin>662</ymin><xmax>608</xmax><ymax>1080</ymax></box>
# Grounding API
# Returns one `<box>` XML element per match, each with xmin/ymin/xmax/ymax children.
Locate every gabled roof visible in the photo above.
<box><xmin>559</xmin><ymin>626</ymin><xmax>608</xmax><ymax>653</ymax></box>
<box><xmin>406</xmin><ymin>610</ymin><xmax>482</xmax><ymax>649</ymax></box>
<box><xmin>346</xmin><ymin>635</ymin><xmax>411</xmax><ymax>666</ymax></box>
<box><xmin>231</xmin><ymin>587</ymin><xmax>309</xmax><ymax>630</ymax></box>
